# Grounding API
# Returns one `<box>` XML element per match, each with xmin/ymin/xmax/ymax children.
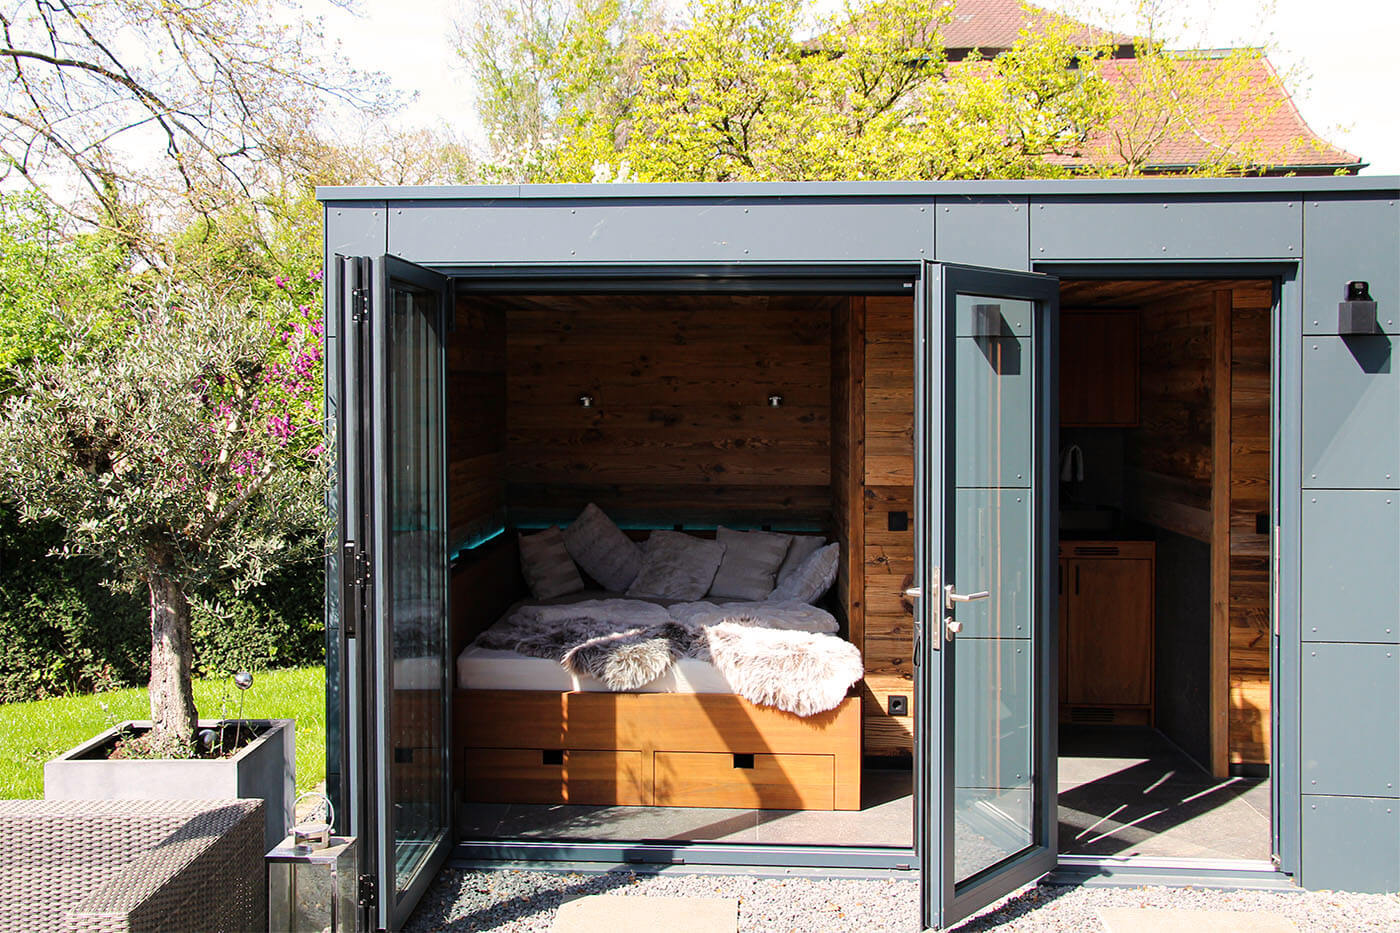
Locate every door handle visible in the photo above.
<box><xmin>944</xmin><ymin>584</ymin><xmax>990</xmax><ymax>610</ymax></box>
<box><xmin>903</xmin><ymin>586</ymin><xmax>923</xmax><ymax>598</ymax></box>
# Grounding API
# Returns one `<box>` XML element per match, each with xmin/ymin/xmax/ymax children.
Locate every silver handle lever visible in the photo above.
<box><xmin>944</xmin><ymin>585</ymin><xmax>990</xmax><ymax>610</ymax></box>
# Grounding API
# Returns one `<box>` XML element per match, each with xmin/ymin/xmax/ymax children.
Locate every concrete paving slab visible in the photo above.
<box><xmin>1098</xmin><ymin>908</ymin><xmax>1298</xmax><ymax>932</ymax></box>
<box><xmin>552</xmin><ymin>895</ymin><xmax>738</xmax><ymax>933</ymax></box>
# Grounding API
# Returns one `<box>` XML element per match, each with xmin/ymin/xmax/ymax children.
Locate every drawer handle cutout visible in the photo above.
<box><xmin>542</xmin><ymin>749</ymin><xmax>564</xmax><ymax>766</ymax></box>
<box><xmin>733</xmin><ymin>753</ymin><xmax>755</xmax><ymax>769</ymax></box>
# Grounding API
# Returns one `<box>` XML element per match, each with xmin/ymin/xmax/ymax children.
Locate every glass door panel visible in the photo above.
<box><xmin>370</xmin><ymin>255</ymin><xmax>451</xmax><ymax>930</ymax></box>
<box><xmin>920</xmin><ymin>264</ymin><xmax>1058</xmax><ymax>930</ymax></box>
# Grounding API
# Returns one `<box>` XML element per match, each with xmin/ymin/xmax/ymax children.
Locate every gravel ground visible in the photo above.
<box><xmin>405</xmin><ymin>867</ymin><xmax>1400</xmax><ymax>932</ymax></box>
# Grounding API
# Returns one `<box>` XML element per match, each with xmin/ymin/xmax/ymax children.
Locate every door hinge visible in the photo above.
<box><xmin>351</xmin><ymin>287</ymin><xmax>370</xmax><ymax>323</ymax></box>
<box><xmin>358</xmin><ymin>873</ymin><xmax>378</xmax><ymax>909</ymax></box>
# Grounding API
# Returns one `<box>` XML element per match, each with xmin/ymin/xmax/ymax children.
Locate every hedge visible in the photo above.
<box><xmin>0</xmin><ymin>505</ymin><xmax>324</xmax><ymax>703</ymax></box>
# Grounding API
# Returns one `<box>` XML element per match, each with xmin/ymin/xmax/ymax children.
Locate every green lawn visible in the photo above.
<box><xmin>0</xmin><ymin>665</ymin><xmax>326</xmax><ymax>799</ymax></box>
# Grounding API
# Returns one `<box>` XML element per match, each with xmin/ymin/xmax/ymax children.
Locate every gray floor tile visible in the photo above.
<box><xmin>1058</xmin><ymin>726</ymin><xmax>1271</xmax><ymax>860</ymax></box>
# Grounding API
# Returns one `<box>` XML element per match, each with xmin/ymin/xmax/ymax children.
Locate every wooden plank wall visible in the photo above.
<box><xmin>1124</xmin><ymin>290</ymin><xmax>1214</xmax><ymax>539</ymax></box>
<box><xmin>446</xmin><ymin>294</ymin><xmax>508</xmax><ymax>550</ymax></box>
<box><xmin>495</xmin><ymin>294</ymin><xmax>838</xmax><ymax>528</ymax></box>
<box><xmin>1227</xmin><ymin>282</ymin><xmax>1273</xmax><ymax>767</ymax></box>
<box><xmin>832</xmin><ymin>299</ymin><xmax>866</xmax><ymax>648</ymax></box>
<box><xmin>862</xmin><ymin>296</ymin><xmax>917</xmax><ymax>756</ymax></box>
<box><xmin>1120</xmin><ymin>281</ymin><xmax>1272</xmax><ymax>770</ymax></box>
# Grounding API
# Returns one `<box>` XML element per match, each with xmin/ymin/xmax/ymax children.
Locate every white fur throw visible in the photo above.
<box><xmin>474</xmin><ymin>598</ymin><xmax>862</xmax><ymax>716</ymax></box>
<box><xmin>703</xmin><ymin>622</ymin><xmax>863</xmax><ymax>717</ymax></box>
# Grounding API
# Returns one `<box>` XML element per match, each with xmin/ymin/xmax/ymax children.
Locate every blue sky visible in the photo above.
<box><xmin>320</xmin><ymin>0</ymin><xmax>1398</xmax><ymax>175</ymax></box>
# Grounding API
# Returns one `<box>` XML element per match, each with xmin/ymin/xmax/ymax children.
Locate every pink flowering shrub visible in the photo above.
<box><xmin>0</xmin><ymin>280</ymin><xmax>330</xmax><ymax>746</ymax></box>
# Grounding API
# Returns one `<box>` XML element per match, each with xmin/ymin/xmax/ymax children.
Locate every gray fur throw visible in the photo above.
<box><xmin>474</xmin><ymin>598</ymin><xmax>862</xmax><ymax>716</ymax></box>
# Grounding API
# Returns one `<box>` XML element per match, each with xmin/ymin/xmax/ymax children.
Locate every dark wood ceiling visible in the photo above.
<box><xmin>1060</xmin><ymin>279</ymin><xmax>1271</xmax><ymax>308</ymax></box>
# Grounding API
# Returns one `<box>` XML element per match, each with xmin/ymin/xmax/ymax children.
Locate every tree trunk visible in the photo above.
<box><xmin>148</xmin><ymin>573</ymin><xmax>198</xmax><ymax>748</ymax></box>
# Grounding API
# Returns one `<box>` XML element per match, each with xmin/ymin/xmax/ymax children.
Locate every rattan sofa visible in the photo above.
<box><xmin>0</xmin><ymin>798</ymin><xmax>266</xmax><ymax>932</ymax></box>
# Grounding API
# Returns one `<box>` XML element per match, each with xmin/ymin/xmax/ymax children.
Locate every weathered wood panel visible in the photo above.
<box><xmin>1125</xmin><ymin>289</ymin><xmax>1215</xmax><ymax>541</ymax></box>
<box><xmin>861</xmin><ymin>296</ymin><xmax>916</xmax><ymax>756</ymax></box>
<box><xmin>446</xmin><ymin>294</ymin><xmax>507</xmax><ymax>552</ymax></box>
<box><xmin>1229</xmin><ymin>283</ymin><xmax>1273</xmax><ymax>766</ymax></box>
<box><xmin>832</xmin><ymin>298</ymin><xmax>866</xmax><ymax>648</ymax></box>
<box><xmin>500</xmin><ymin>294</ymin><xmax>838</xmax><ymax>525</ymax></box>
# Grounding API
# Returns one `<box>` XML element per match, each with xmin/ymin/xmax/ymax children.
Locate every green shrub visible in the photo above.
<box><xmin>0</xmin><ymin>505</ymin><xmax>325</xmax><ymax>702</ymax></box>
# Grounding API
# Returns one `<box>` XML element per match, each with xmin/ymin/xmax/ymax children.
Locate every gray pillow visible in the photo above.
<box><xmin>562</xmin><ymin>503</ymin><xmax>642</xmax><ymax>592</ymax></box>
<box><xmin>770</xmin><ymin>542</ymin><xmax>840</xmax><ymax>603</ymax></box>
<box><xmin>776</xmin><ymin>534</ymin><xmax>826</xmax><ymax>586</ymax></box>
<box><xmin>707</xmin><ymin>526</ymin><xmax>792</xmax><ymax>600</ymax></box>
<box><xmin>626</xmin><ymin>531</ymin><xmax>726</xmax><ymax>601</ymax></box>
<box><xmin>517</xmin><ymin>526</ymin><xmax>585</xmax><ymax>600</ymax></box>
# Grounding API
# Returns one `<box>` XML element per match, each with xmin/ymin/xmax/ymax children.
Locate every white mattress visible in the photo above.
<box><xmin>456</xmin><ymin>644</ymin><xmax>737</xmax><ymax>694</ymax></box>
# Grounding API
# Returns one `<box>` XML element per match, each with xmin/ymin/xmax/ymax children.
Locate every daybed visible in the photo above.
<box><xmin>452</xmin><ymin>511</ymin><xmax>864</xmax><ymax>812</ymax></box>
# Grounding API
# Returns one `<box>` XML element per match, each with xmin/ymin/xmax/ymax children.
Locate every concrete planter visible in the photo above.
<box><xmin>45</xmin><ymin>718</ymin><xmax>295</xmax><ymax>854</ymax></box>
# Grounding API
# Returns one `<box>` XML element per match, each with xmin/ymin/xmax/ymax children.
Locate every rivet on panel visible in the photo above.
<box><xmin>1287</xmin><ymin>203</ymin><xmax>1293</xmax><ymax>208</ymax></box>
<box><xmin>1312</xmin><ymin>627</ymin><xmax>1317</xmax><ymax>632</ymax></box>
<box><xmin>1312</xmin><ymin>474</ymin><xmax>1317</xmax><ymax>479</ymax></box>
<box><xmin>1313</xmin><ymin>345</ymin><xmax>1319</xmax><ymax>350</ymax></box>
<box><xmin>744</xmin><ymin>249</ymin><xmax>750</xmax><ymax>254</ymax></box>
<box><xmin>1288</xmin><ymin>245</ymin><xmax>1294</xmax><ymax>251</ymax></box>
<box><xmin>744</xmin><ymin>207</ymin><xmax>749</xmax><ymax>213</ymax></box>
<box><xmin>1039</xmin><ymin>247</ymin><xmax>1045</xmax><ymax>252</ymax></box>
<box><xmin>919</xmin><ymin>206</ymin><xmax>925</xmax><ymax>212</ymax></box>
<box><xmin>1313</xmin><ymin>321</ymin><xmax>1319</xmax><ymax>326</ymax></box>
<box><xmin>1161</xmin><ymin>246</ymin><xmax>1167</xmax><ymax>251</ymax></box>
<box><xmin>1314</xmin><ymin>202</ymin><xmax>1320</xmax><ymax>207</ymax></box>
<box><xmin>945</xmin><ymin>206</ymin><xmax>950</xmax><ymax>213</ymax></box>
<box><xmin>570</xmin><ymin>249</ymin><xmax>576</xmax><ymax>255</ymax></box>
<box><xmin>571</xmin><ymin>209</ymin><xmax>576</xmax><ymax>214</ymax></box>
<box><xmin>396</xmin><ymin>209</ymin><xmax>401</xmax><ymax>214</ymax></box>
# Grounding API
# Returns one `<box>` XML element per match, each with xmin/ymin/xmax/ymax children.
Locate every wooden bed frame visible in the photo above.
<box><xmin>456</xmin><ymin>688</ymin><xmax>862</xmax><ymax>811</ymax></box>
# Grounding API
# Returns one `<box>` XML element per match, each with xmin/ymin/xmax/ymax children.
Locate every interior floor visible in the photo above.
<box><xmin>457</xmin><ymin>765</ymin><xmax>912</xmax><ymax>847</ymax></box>
<box><xmin>1058</xmin><ymin>725</ymin><xmax>1269</xmax><ymax>860</ymax></box>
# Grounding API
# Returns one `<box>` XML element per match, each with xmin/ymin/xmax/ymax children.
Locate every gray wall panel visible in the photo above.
<box><xmin>1302</xmin><ymin>491</ymin><xmax>1399</xmax><ymax>643</ymax></box>
<box><xmin>1302</xmin><ymin>644</ymin><xmax>1399</xmax><ymax>798</ymax></box>
<box><xmin>386</xmin><ymin>199</ymin><xmax>933</xmax><ymax>264</ymax></box>
<box><xmin>935</xmin><ymin>197</ymin><xmax>1029</xmax><ymax>270</ymax></box>
<box><xmin>1301</xmin><ymin>336</ymin><xmax>1399</xmax><ymax>488</ymax></box>
<box><xmin>1301</xmin><ymin>796</ymin><xmax>1400</xmax><ymax>892</ymax></box>
<box><xmin>323</xmin><ymin>203</ymin><xmax>388</xmax><ymax>340</ymax></box>
<box><xmin>1302</xmin><ymin>197</ymin><xmax>1400</xmax><ymax>335</ymax></box>
<box><xmin>1030</xmin><ymin>198</ymin><xmax>1301</xmax><ymax>260</ymax></box>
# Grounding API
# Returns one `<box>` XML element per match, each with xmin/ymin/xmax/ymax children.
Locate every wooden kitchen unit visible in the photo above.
<box><xmin>1058</xmin><ymin>540</ymin><xmax>1156</xmax><ymax>726</ymax></box>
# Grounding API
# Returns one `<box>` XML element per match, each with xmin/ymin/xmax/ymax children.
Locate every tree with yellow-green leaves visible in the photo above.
<box><xmin>458</xmin><ymin>0</ymin><xmax>1319</xmax><ymax>183</ymax></box>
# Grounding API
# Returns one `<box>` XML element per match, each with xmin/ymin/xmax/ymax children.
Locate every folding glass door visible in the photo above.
<box><xmin>916</xmin><ymin>262</ymin><xmax>1060</xmax><ymax>930</ymax></box>
<box><xmin>341</xmin><ymin>254</ymin><xmax>453</xmax><ymax>931</ymax></box>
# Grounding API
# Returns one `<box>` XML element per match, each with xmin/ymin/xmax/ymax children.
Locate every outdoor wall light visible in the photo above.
<box><xmin>578</xmin><ymin>394</ymin><xmax>595</xmax><ymax>408</ymax></box>
<box><xmin>1339</xmin><ymin>280</ymin><xmax>1379</xmax><ymax>334</ymax></box>
<box><xmin>768</xmin><ymin>394</ymin><xmax>784</xmax><ymax>407</ymax></box>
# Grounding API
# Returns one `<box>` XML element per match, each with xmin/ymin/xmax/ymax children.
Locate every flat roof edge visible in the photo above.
<box><xmin>316</xmin><ymin>177</ymin><xmax>1400</xmax><ymax>203</ymax></box>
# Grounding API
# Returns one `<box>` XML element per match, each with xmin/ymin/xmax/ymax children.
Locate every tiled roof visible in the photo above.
<box><xmin>1045</xmin><ymin>55</ymin><xmax>1359</xmax><ymax>171</ymax></box>
<box><xmin>875</xmin><ymin>0</ymin><xmax>1359</xmax><ymax>171</ymax></box>
<box><xmin>939</xmin><ymin>0</ymin><xmax>1118</xmax><ymax>52</ymax></box>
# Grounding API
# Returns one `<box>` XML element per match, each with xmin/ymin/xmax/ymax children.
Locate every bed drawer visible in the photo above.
<box><xmin>653</xmin><ymin>751</ymin><xmax>835</xmax><ymax>810</ymax></box>
<box><xmin>462</xmin><ymin>748</ymin><xmax>645</xmax><ymax>806</ymax></box>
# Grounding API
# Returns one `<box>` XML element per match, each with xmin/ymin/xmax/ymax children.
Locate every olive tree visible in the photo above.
<box><xmin>0</xmin><ymin>285</ymin><xmax>328</xmax><ymax>751</ymax></box>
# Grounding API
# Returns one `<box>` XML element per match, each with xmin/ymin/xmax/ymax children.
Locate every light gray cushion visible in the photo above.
<box><xmin>517</xmin><ymin>526</ymin><xmax>585</xmax><ymax>600</ymax></box>
<box><xmin>776</xmin><ymin>534</ymin><xmax>826</xmax><ymax>586</ymax></box>
<box><xmin>770</xmin><ymin>542</ymin><xmax>840</xmax><ymax>603</ymax></box>
<box><xmin>562</xmin><ymin>503</ymin><xmax>642</xmax><ymax>592</ymax></box>
<box><xmin>626</xmin><ymin>531</ymin><xmax>726</xmax><ymax>601</ymax></box>
<box><xmin>707</xmin><ymin>526</ymin><xmax>792</xmax><ymax>600</ymax></box>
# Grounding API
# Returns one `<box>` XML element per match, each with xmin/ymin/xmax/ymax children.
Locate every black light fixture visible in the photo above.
<box><xmin>1339</xmin><ymin>281</ymin><xmax>1379</xmax><ymax>335</ymax></box>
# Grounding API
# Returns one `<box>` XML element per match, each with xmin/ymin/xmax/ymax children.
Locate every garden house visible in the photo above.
<box><xmin>319</xmin><ymin>176</ymin><xmax>1400</xmax><ymax>931</ymax></box>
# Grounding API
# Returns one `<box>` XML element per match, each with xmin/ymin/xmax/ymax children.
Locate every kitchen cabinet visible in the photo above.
<box><xmin>1060</xmin><ymin>310</ymin><xmax>1140</xmax><ymax>427</ymax></box>
<box><xmin>1059</xmin><ymin>540</ymin><xmax>1155</xmax><ymax>725</ymax></box>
